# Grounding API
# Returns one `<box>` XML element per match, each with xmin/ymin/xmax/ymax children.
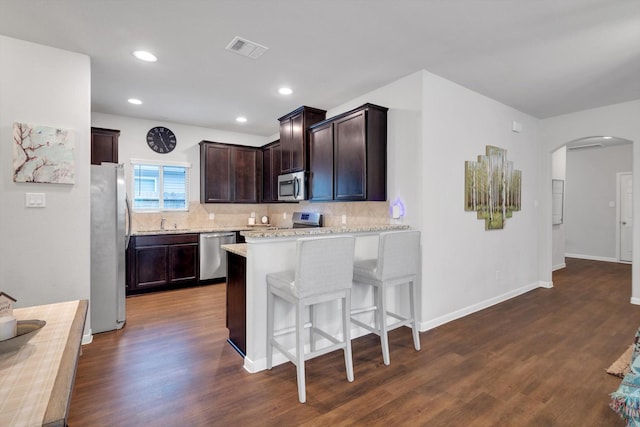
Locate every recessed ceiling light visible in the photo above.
<box><xmin>132</xmin><ymin>50</ymin><xmax>158</xmax><ymax>62</ymax></box>
<box><xmin>128</xmin><ymin>98</ymin><xmax>143</xmax><ymax>105</ymax></box>
<box><xmin>278</xmin><ymin>87</ymin><xmax>293</xmax><ymax>95</ymax></box>
<box><xmin>236</xmin><ymin>116</ymin><xmax>247</xmax><ymax>123</ymax></box>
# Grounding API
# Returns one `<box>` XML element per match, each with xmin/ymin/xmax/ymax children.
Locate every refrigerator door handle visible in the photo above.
<box><xmin>125</xmin><ymin>195</ymin><xmax>132</xmax><ymax>249</ymax></box>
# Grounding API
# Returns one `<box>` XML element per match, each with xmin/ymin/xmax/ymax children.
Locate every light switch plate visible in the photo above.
<box><xmin>26</xmin><ymin>192</ymin><xmax>46</xmax><ymax>208</ymax></box>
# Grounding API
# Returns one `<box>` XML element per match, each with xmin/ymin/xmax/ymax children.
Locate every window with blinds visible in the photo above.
<box><xmin>131</xmin><ymin>160</ymin><xmax>190</xmax><ymax>211</ymax></box>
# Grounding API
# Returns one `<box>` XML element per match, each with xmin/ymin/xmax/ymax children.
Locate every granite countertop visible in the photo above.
<box><xmin>132</xmin><ymin>224</ymin><xmax>409</xmax><ymax>238</ymax></box>
<box><xmin>221</xmin><ymin>243</ymin><xmax>247</xmax><ymax>257</ymax></box>
<box><xmin>240</xmin><ymin>224</ymin><xmax>410</xmax><ymax>239</ymax></box>
<box><xmin>132</xmin><ymin>225</ymin><xmax>277</xmax><ymax>236</ymax></box>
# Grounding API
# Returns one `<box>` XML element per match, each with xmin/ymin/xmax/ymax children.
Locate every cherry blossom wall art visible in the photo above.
<box><xmin>13</xmin><ymin>122</ymin><xmax>75</xmax><ymax>184</ymax></box>
<box><xmin>465</xmin><ymin>145</ymin><xmax>521</xmax><ymax>230</ymax></box>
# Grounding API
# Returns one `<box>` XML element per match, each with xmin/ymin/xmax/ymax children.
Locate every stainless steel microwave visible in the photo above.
<box><xmin>278</xmin><ymin>171</ymin><xmax>306</xmax><ymax>201</ymax></box>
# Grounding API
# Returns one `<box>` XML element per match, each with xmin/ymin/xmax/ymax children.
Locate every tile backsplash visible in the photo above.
<box><xmin>131</xmin><ymin>201</ymin><xmax>392</xmax><ymax>231</ymax></box>
<box><xmin>268</xmin><ymin>201</ymin><xmax>391</xmax><ymax>228</ymax></box>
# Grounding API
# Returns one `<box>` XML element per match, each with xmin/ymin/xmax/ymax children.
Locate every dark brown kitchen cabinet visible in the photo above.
<box><xmin>308</xmin><ymin>103</ymin><xmax>388</xmax><ymax>201</ymax></box>
<box><xmin>91</xmin><ymin>127</ymin><xmax>120</xmax><ymax>165</ymax></box>
<box><xmin>200</xmin><ymin>141</ymin><xmax>260</xmax><ymax>203</ymax></box>
<box><xmin>126</xmin><ymin>233</ymin><xmax>199</xmax><ymax>294</ymax></box>
<box><xmin>308</xmin><ymin>121</ymin><xmax>334</xmax><ymax>201</ymax></box>
<box><xmin>200</xmin><ymin>142</ymin><xmax>232</xmax><ymax>202</ymax></box>
<box><xmin>234</xmin><ymin>146</ymin><xmax>261</xmax><ymax>203</ymax></box>
<box><xmin>278</xmin><ymin>106</ymin><xmax>326</xmax><ymax>174</ymax></box>
<box><xmin>261</xmin><ymin>140</ymin><xmax>281</xmax><ymax>202</ymax></box>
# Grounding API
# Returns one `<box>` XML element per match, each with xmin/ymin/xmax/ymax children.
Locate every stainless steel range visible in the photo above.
<box><xmin>292</xmin><ymin>212</ymin><xmax>323</xmax><ymax>228</ymax></box>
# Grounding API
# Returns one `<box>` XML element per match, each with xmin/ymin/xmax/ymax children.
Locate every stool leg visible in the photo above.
<box><xmin>343</xmin><ymin>291</ymin><xmax>354</xmax><ymax>382</ymax></box>
<box><xmin>267</xmin><ymin>289</ymin><xmax>274</xmax><ymax>370</ymax></box>
<box><xmin>310</xmin><ymin>304</ymin><xmax>316</xmax><ymax>352</ymax></box>
<box><xmin>296</xmin><ymin>301</ymin><xmax>306</xmax><ymax>403</ymax></box>
<box><xmin>409</xmin><ymin>279</ymin><xmax>420</xmax><ymax>351</ymax></box>
<box><xmin>372</xmin><ymin>286</ymin><xmax>380</xmax><ymax>331</ymax></box>
<box><xmin>377</xmin><ymin>283</ymin><xmax>390</xmax><ymax>366</ymax></box>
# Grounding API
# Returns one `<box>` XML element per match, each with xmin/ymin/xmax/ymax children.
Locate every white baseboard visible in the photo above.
<box><xmin>244</xmin><ymin>349</ymin><xmax>305</xmax><ymax>373</ymax></box>
<box><xmin>631</xmin><ymin>297</ymin><xmax>640</xmax><ymax>306</ymax></box>
<box><xmin>538</xmin><ymin>280</ymin><xmax>554</xmax><ymax>289</ymax></box>
<box><xmin>552</xmin><ymin>263</ymin><xmax>566</xmax><ymax>271</ymax></box>
<box><xmin>243</xmin><ymin>355</ymin><xmax>261</xmax><ymax>373</ymax></box>
<box><xmin>565</xmin><ymin>253</ymin><xmax>619</xmax><ymax>263</ymax></box>
<box><xmin>419</xmin><ymin>280</ymin><xmax>549</xmax><ymax>332</ymax></box>
<box><xmin>82</xmin><ymin>330</ymin><xmax>93</xmax><ymax>345</ymax></box>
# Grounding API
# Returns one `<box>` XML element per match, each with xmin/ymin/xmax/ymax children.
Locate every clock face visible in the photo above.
<box><xmin>146</xmin><ymin>127</ymin><xmax>176</xmax><ymax>154</ymax></box>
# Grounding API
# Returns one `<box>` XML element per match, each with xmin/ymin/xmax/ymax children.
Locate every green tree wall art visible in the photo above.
<box><xmin>465</xmin><ymin>145</ymin><xmax>521</xmax><ymax>230</ymax></box>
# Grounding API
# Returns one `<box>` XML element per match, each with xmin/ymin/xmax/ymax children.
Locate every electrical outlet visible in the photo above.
<box><xmin>251</xmin><ymin>212</ymin><xmax>256</xmax><ymax>218</ymax></box>
<box><xmin>283</xmin><ymin>212</ymin><xmax>287</xmax><ymax>220</ymax></box>
<box><xmin>341</xmin><ymin>214</ymin><xmax>347</xmax><ymax>225</ymax></box>
<box><xmin>209</xmin><ymin>213</ymin><xmax>215</xmax><ymax>220</ymax></box>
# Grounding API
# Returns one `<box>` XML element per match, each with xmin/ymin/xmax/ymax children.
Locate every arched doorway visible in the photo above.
<box><xmin>551</xmin><ymin>135</ymin><xmax>633</xmax><ymax>272</ymax></box>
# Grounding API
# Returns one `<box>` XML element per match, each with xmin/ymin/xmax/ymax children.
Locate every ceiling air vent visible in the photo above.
<box><xmin>567</xmin><ymin>143</ymin><xmax>603</xmax><ymax>151</ymax></box>
<box><xmin>225</xmin><ymin>36</ymin><xmax>268</xmax><ymax>59</ymax></box>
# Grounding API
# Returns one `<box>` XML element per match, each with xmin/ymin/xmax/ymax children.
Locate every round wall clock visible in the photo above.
<box><xmin>146</xmin><ymin>126</ymin><xmax>177</xmax><ymax>154</ymax></box>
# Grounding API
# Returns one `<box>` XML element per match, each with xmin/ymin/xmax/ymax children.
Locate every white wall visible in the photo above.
<box><xmin>420</xmin><ymin>71</ymin><xmax>541</xmax><ymax>328</ymax></box>
<box><xmin>539</xmin><ymin>100</ymin><xmax>640</xmax><ymax>303</ymax></box>
<box><xmin>565</xmin><ymin>144</ymin><xmax>632</xmax><ymax>261</ymax></box>
<box><xmin>0</xmin><ymin>36</ymin><xmax>91</xmax><ymax>335</ymax></box>
<box><xmin>91</xmin><ymin>113</ymin><xmax>268</xmax><ymax>201</ymax></box>
<box><xmin>551</xmin><ymin>146</ymin><xmax>566</xmax><ymax>270</ymax></box>
<box><xmin>325</xmin><ymin>70</ymin><xmax>541</xmax><ymax>330</ymax></box>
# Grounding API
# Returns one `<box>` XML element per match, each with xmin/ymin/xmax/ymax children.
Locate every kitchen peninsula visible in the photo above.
<box><xmin>223</xmin><ymin>224</ymin><xmax>410</xmax><ymax>373</ymax></box>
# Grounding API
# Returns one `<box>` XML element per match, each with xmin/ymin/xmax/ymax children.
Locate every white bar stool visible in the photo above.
<box><xmin>266</xmin><ymin>235</ymin><xmax>356</xmax><ymax>403</ymax></box>
<box><xmin>351</xmin><ymin>230</ymin><xmax>420</xmax><ymax>365</ymax></box>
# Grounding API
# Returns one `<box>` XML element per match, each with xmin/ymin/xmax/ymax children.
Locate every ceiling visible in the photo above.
<box><xmin>1</xmin><ymin>0</ymin><xmax>639</xmax><ymax>137</ymax></box>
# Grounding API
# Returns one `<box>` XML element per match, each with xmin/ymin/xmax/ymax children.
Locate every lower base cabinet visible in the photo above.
<box><xmin>226</xmin><ymin>251</ymin><xmax>246</xmax><ymax>355</ymax></box>
<box><xmin>127</xmin><ymin>234</ymin><xmax>199</xmax><ymax>294</ymax></box>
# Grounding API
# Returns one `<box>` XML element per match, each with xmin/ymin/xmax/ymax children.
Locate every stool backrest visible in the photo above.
<box><xmin>294</xmin><ymin>235</ymin><xmax>355</xmax><ymax>298</ymax></box>
<box><xmin>376</xmin><ymin>230</ymin><xmax>420</xmax><ymax>280</ymax></box>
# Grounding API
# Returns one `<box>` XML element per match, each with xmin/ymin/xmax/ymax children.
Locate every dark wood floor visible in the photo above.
<box><xmin>68</xmin><ymin>258</ymin><xmax>638</xmax><ymax>426</ymax></box>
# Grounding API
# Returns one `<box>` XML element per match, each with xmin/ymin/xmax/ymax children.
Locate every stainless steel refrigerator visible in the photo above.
<box><xmin>90</xmin><ymin>163</ymin><xmax>130</xmax><ymax>333</ymax></box>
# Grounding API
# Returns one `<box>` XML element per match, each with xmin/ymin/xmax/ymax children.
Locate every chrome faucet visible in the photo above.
<box><xmin>160</xmin><ymin>217</ymin><xmax>167</xmax><ymax>230</ymax></box>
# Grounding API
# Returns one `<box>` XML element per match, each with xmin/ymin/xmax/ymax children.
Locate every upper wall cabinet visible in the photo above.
<box><xmin>309</xmin><ymin>103</ymin><xmax>388</xmax><ymax>202</ymax></box>
<box><xmin>278</xmin><ymin>106</ymin><xmax>326</xmax><ymax>174</ymax></box>
<box><xmin>200</xmin><ymin>141</ymin><xmax>261</xmax><ymax>203</ymax></box>
<box><xmin>307</xmin><ymin>121</ymin><xmax>334</xmax><ymax>201</ymax></box>
<box><xmin>91</xmin><ymin>127</ymin><xmax>120</xmax><ymax>165</ymax></box>
<box><xmin>261</xmin><ymin>140</ymin><xmax>281</xmax><ymax>203</ymax></box>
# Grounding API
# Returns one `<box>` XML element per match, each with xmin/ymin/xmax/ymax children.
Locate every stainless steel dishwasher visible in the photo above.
<box><xmin>199</xmin><ymin>232</ymin><xmax>236</xmax><ymax>281</ymax></box>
